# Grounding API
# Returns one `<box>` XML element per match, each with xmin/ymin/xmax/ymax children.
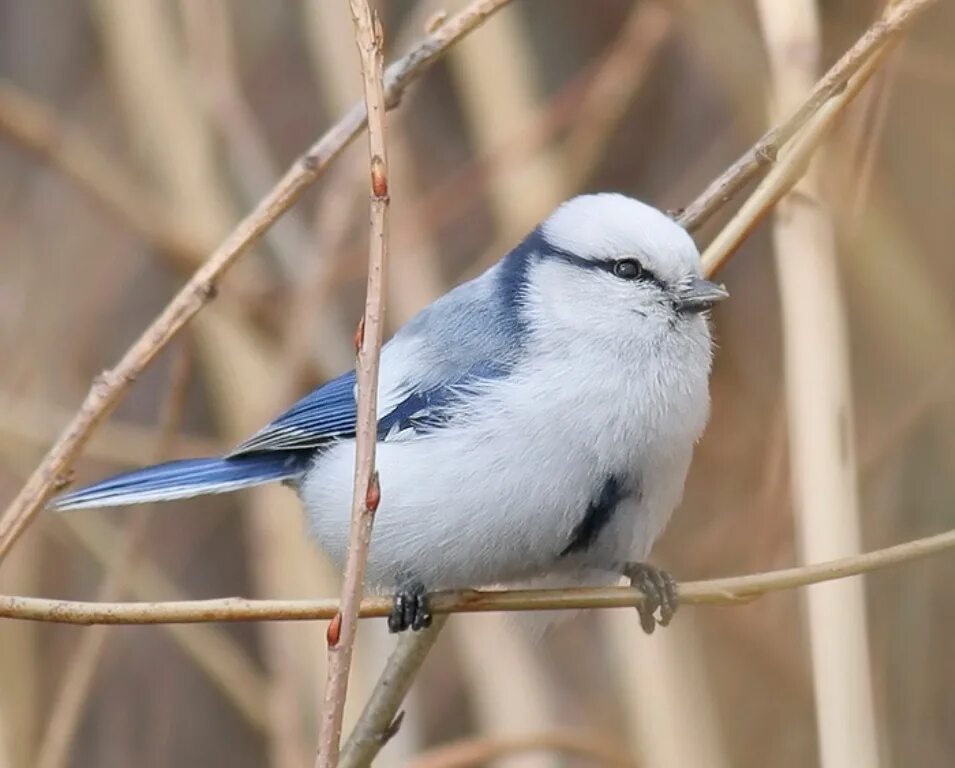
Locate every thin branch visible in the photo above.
<box><xmin>407</xmin><ymin>732</ymin><xmax>637</xmax><ymax>768</ymax></box>
<box><xmin>339</xmin><ymin>616</ymin><xmax>449</xmax><ymax>768</ymax></box>
<box><xmin>700</xmin><ymin>34</ymin><xmax>890</xmax><ymax>277</ymax></box>
<box><xmin>677</xmin><ymin>0</ymin><xmax>936</xmax><ymax>233</ymax></box>
<box><xmin>0</xmin><ymin>0</ymin><xmax>516</xmax><ymax>564</ymax></box>
<box><xmin>316</xmin><ymin>3</ymin><xmax>389</xmax><ymax>768</ymax></box>
<box><xmin>2</xmin><ymin>523</ymin><xmax>954</xmax><ymax>625</ymax></box>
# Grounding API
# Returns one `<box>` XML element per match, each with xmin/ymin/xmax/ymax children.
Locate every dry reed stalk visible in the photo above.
<box><xmin>0</xmin><ymin>0</ymin><xmax>516</xmax><ymax>564</ymax></box>
<box><xmin>92</xmin><ymin>5</ymin><xmax>313</xmax><ymax>764</ymax></box>
<box><xmin>187</xmin><ymin>317</ymin><xmax>319</xmax><ymax>768</ymax></box>
<box><xmin>0</xmin><ymin>514</ymin><xmax>39</xmax><ymax>768</ymax></box>
<box><xmin>448</xmin><ymin>2</ymin><xmax>565</xmax><ymax>241</ymax></box>
<box><xmin>179</xmin><ymin>0</ymin><xmax>317</xmax><ymax>284</ymax></box>
<box><xmin>841</xmin><ymin>66</ymin><xmax>897</xmax><ymax>231</ymax></box>
<box><xmin>0</xmin><ymin>82</ymin><xmax>269</xmax><ymax>308</ymax></box>
<box><xmin>35</xmin><ymin>346</ymin><xmax>192</xmax><ymax>768</ymax></box>
<box><xmin>303</xmin><ymin>1</ymin><xmax>363</xmax><ymax>115</ymax></box>
<box><xmin>54</xmin><ymin>516</ymin><xmax>270</xmax><ymax>732</ymax></box>
<box><xmin>6</xmin><ymin>520</ymin><xmax>955</xmax><ymax>625</ymax></box>
<box><xmin>407</xmin><ymin>732</ymin><xmax>638</xmax><ymax>768</ymax></box>
<box><xmin>460</xmin><ymin>0</ymin><xmax>672</xmax><ymax>276</ymax></box>
<box><xmin>755</xmin><ymin>4</ymin><xmax>880</xmax><ymax>766</ymax></box>
<box><xmin>561</xmin><ymin>0</ymin><xmax>672</xmax><ymax>189</ymax></box>
<box><xmin>451</xmin><ymin>617</ymin><xmax>558</xmax><ymax>768</ymax></box>
<box><xmin>315</xmin><ymin>3</ymin><xmax>389</xmax><ymax>767</ymax></box>
<box><xmin>0</xmin><ymin>80</ymin><xmax>206</xmax><ymax>271</ymax></box>
<box><xmin>184</xmin><ymin>0</ymin><xmax>355</xmax><ymax>753</ymax></box>
<box><xmin>606</xmin><ymin>611</ymin><xmax>728</xmax><ymax>768</ymax></box>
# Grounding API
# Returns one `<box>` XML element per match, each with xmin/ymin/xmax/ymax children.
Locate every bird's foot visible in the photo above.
<box><xmin>388</xmin><ymin>581</ymin><xmax>432</xmax><ymax>633</ymax></box>
<box><xmin>624</xmin><ymin>562</ymin><xmax>678</xmax><ymax>634</ymax></box>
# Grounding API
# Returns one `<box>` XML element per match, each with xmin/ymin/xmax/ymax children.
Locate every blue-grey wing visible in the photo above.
<box><xmin>229</xmin><ymin>254</ymin><xmax>529</xmax><ymax>456</ymax></box>
<box><xmin>229</xmin><ymin>370</ymin><xmax>359</xmax><ymax>454</ymax></box>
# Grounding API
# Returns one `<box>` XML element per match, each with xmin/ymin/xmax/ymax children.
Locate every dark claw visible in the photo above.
<box><xmin>388</xmin><ymin>583</ymin><xmax>432</xmax><ymax>633</ymax></box>
<box><xmin>624</xmin><ymin>563</ymin><xmax>679</xmax><ymax>634</ymax></box>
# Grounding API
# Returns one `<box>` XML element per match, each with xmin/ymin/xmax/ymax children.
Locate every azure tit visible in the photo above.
<box><xmin>52</xmin><ymin>193</ymin><xmax>728</xmax><ymax>634</ymax></box>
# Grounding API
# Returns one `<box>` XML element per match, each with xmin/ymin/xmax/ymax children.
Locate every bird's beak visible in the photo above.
<box><xmin>674</xmin><ymin>277</ymin><xmax>729</xmax><ymax>314</ymax></box>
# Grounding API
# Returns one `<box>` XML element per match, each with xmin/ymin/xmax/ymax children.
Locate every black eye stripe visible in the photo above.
<box><xmin>545</xmin><ymin>247</ymin><xmax>665</xmax><ymax>288</ymax></box>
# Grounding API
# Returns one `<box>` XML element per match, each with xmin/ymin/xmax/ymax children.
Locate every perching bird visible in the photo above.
<box><xmin>52</xmin><ymin>193</ymin><xmax>727</xmax><ymax>633</ymax></box>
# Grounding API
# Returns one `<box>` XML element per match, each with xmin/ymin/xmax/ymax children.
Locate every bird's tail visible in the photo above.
<box><xmin>50</xmin><ymin>452</ymin><xmax>310</xmax><ymax>511</ymax></box>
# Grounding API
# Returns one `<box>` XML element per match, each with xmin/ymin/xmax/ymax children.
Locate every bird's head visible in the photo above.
<box><xmin>515</xmin><ymin>193</ymin><xmax>727</xmax><ymax>349</ymax></box>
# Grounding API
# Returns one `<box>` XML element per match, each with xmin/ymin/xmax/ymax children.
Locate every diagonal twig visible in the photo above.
<box><xmin>678</xmin><ymin>0</ymin><xmax>935</xmax><ymax>233</ymax></box>
<box><xmin>0</xmin><ymin>0</ymin><xmax>517</xmax><ymax>564</ymax></box>
<box><xmin>339</xmin><ymin>616</ymin><xmax>449</xmax><ymax>768</ymax></box>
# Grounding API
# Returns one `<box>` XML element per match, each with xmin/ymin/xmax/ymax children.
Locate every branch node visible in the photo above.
<box><xmin>327</xmin><ymin>612</ymin><xmax>342</xmax><ymax>647</ymax></box>
<box><xmin>371</xmin><ymin>155</ymin><xmax>388</xmax><ymax>199</ymax></box>
<box><xmin>372</xmin><ymin>12</ymin><xmax>385</xmax><ymax>50</ymax></box>
<box><xmin>198</xmin><ymin>281</ymin><xmax>219</xmax><ymax>302</ymax></box>
<box><xmin>354</xmin><ymin>315</ymin><xmax>366</xmax><ymax>354</ymax></box>
<box><xmin>425</xmin><ymin>11</ymin><xmax>448</xmax><ymax>34</ymax></box>
<box><xmin>756</xmin><ymin>143</ymin><xmax>779</xmax><ymax>165</ymax></box>
<box><xmin>379</xmin><ymin>710</ymin><xmax>405</xmax><ymax>745</ymax></box>
<box><xmin>52</xmin><ymin>470</ymin><xmax>75</xmax><ymax>493</ymax></box>
<box><xmin>301</xmin><ymin>151</ymin><xmax>322</xmax><ymax>175</ymax></box>
<box><xmin>366</xmin><ymin>472</ymin><xmax>381</xmax><ymax>514</ymax></box>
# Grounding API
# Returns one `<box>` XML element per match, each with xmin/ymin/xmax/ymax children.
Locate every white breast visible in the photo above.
<box><xmin>299</xmin><ymin>322</ymin><xmax>712</xmax><ymax>592</ymax></box>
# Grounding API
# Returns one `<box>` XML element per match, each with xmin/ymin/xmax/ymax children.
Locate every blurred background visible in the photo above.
<box><xmin>1</xmin><ymin>1</ymin><xmax>953</xmax><ymax>766</ymax></box>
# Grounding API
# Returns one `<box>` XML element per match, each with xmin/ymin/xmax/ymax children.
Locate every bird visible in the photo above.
<box><xmin>51</xmin><ymin>193</ymin><xmax>727</xmax><ymax>634</ymax></box>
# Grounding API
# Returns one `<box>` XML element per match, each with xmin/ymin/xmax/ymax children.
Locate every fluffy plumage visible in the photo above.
<box><xmin>52</xmin><ymin>193</ymin><xmax>722</xmax><ymax>598</ymax></box>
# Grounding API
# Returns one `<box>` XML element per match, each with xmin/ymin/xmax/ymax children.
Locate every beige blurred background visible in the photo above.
<box><xmin>1</xmin><ymin>1</ymin><xmax>954</xmax><ymax>767</ymax></box>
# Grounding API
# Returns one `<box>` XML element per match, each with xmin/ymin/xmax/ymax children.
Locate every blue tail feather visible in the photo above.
<box><xmin>50</xmin><ymin>452</ymin><xmax>310</xmax><ymax>511</ymax></box>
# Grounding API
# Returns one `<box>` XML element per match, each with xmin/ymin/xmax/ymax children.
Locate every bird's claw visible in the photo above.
<box><xmin>624</xmin><ymin>562</ymin><xmax>678</xmax><ymax>634</ymax></box>
<box><xmin>388</xmin><ymin>582</ymin><xmax>432</xmax><ymax>633</ymax></box>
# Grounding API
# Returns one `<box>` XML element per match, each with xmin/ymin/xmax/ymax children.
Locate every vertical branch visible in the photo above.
<box><xmin>755</xmin><ymin>2</ymin><xmax>880</xmax><ymax>767</ymax></box>
<box><xmin>316</xmin><ymin>3</ymin><xmax>389</xmax><ymax>767</ymax></box>
<box><xmin>339</xmin><ymin>615</ymin><xmax>449</xmax><ymax>768</ymax></box>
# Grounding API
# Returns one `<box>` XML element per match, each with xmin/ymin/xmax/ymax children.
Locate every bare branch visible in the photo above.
<box><xmin>701</xmin><ymin>35</ymin><xmax>890</xmax><ymax>276</ymax></box>
<box><xmin>2</xmin><ymin>524</ymin><xmax>954</xmax><ymax>625</ymax></box>
<box><xmin>339</xmin><ymin>616</ymin><xmax>449</xmax><ymax>768</ymax></box>
<box><xmin>0</xmin><ymin>0</ymin><xmax>516</xmax><ymax>564</ymax></box>
<box><xmin>678</xmin><ymin>0</ymin><xmax>936</xmax><ymax>233</ymax></box>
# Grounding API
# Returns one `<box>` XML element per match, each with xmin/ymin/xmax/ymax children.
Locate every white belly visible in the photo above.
<box><xmin>299</xmin><ymin>358</ymin><xmax>706</xmax><ymax>590</ymax></box>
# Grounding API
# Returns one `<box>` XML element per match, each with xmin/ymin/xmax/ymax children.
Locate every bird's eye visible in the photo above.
<box><xmin>612</xmin><ymin>259</ymin><xmax>644</xmax><ymax>280</ymax></box>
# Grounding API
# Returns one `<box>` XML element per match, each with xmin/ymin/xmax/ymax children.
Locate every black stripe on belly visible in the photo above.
<box><xmin>560</xmin><ymin>474</ymin><xmax>631</xmax><ymax>556</ymax></box>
